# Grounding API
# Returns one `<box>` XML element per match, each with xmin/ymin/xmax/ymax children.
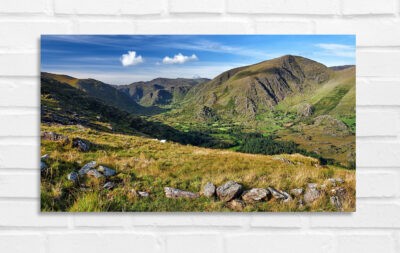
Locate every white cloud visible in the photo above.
<box><xmin>120</xmin><ymin>51</ymin><xmax>143</xmax><ymax>66</ymax></box>
<box><xmin>315</xmin><ymin>43</ymin><xmax>355</xmax><ymax>58</ymax></box>
<box><xmin>162</xmin><ymin>53</ymin><xmax>198</xmax><ymax>64</ymax></box>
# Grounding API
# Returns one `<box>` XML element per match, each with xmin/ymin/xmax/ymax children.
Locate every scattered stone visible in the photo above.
<box><xmin>202</xmin><ymin>182</ymin><xmax>216</xmax><ymax>197</ymax></box>
<box><xmin>290</xmin><ymin>188</ymin><xmax>304</xmax><ymax>197</ymax></box>
<box><xmin>273</xmin><ymin>157</ymin><xmax>294</xmax><ymax>165</ymax></box>
<box><xmin>216</xmin><ymin>181</ymin><xmax>243</xmax><ymax>202</ymax></box>
<box><xmin>67</xmin><ymin>172</ymin><xmax>79</xmax><ymax>182</ymax></box>
<box><xmin>40</xmin><ymin>161</ymin><xmax>47</xmax><ymax>172</ymax></box>
<box><xmin>164</xmin><ymin>187</ymin><xmax>199</xmax><ymax>199</ymax></box>
<box><xmin>327</xmin><ymin>178</ymin><xmax>345</xmax><ymax>186</ymax></box>
<box><xmin>78</xmin><ymin>161</ymin><xmax>97</xmax><ymax>175</ymax></box>
<box><xmin>72</xmin><ymin>138</ymin><xmax>91</xmax><ymax>152</ymax></box>
<box><xmin>226</xmin><ymin>199</ymin><xmax>245</xmax><ymax>211</ymax></box>
<box><xmin>41</xmin><ymin>154</ymin><xmax>49</xmax><ymax>160</ymax></box>
<box><xmin>267</xmin><ymin>187</ymin><xmax>292</xmax><ymax>202</ymax></box>
<box><xmin>41</xmin><ymin>131</ymin><xmax>69</xmax><ymax>142</ymax></box>
<box><xmin>242</xmin><ymin>188</ymin><xmax>270</xmax><ymax>203</ymax></box>
<box><xmin>103</xmin><ymin>181</ymin><xmax>115</xmax><ymax>190</ymax></box>
<box><xmin>160</xmin><ymin>139</ymin><xmax>166</xmax><ymax>143</ymax></box>
<box><xmin>87</xmin><ymin>169</ymin><xmax>103</xmax><ymax>178</ymax></box>
<box><xmin>138</xmin><ymin>191</ymin><xmax>150</xmax><ymax>198</ymax></box>
<box><xmin>330</xmin><ymin>186</ymin><xmax>347</xmax><ymax>210</ymax></box>
<box><xmin>304</xmin><ymin>183</ymin><xmax>321</xmax><ymax>204</ymax></box>
<box><xmin>98</xmin><ymin>165</ymin><xmax>116</xmax><ymax>177</ymax></box>
<box><xmin>330</xmin><ymin>196</ymin><xmax>342</xmax><ymax>210</ymax></box>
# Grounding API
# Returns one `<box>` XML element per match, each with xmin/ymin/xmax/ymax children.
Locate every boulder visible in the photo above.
<box><xmin>78</xmin><ymin>161</ymin><xmax>97</xmax><ymax>175</ymax></box>
<box><xmin>216</xmin><ymin>181</ymin><xmax>243</xmax><ymax>202</ymax></box>
<box><xmin>242</xmin><ymin>188</ymin><xmax>270</xmax><ymax>203</ymax></box>
<box><xmin>41</xmin><ymin>131</ymin><xmax>69</xmax><ymax>142</ymax></box>
<box><xmin>138</xmin><ymin>191</ymin><xmax>150</xmax><ymax>198</ymax></box>
<box><xmin>267</xmin><ymin>187</ymin><xmax>292</xmax><ymax>202</ymax></box>
<box><xmin>67</xmin><ymin>172</ymin><xmax>79</xmax><ymax>182</ymax></box>
<box><xmin>329</xmin><ymin>186</ymin><xmax>347</xmax><ymax>210</ymax></box>
<box><xmin>304</xmin><ymin>183</ymin><xmax>321</xmax><ymax>204</ymax></box>
<box><xmin>202</xmin><ymin>182</ymin><xmax>216</xmax><ymax>197</ymax></box>
<box><xmin>290</xmin><ymin>188</ymin><xmax>304</xmax><ymax>197</ymax></box>
<box><xmin>226</xmin><ymin>199</ymin><xmax>245</xmax><ymax>211</ymax></box>
<box><xmin>103</xmin><ymin>181</ymin><xmax>115</xmax><ymax>190</ymax></box>
<box><xmin>72</xmin><ymin>138</ymin><xmax>91</xmax><ymax>152</ymax></box>
<box><xmin>98</xmin><ymin>165</ymin><xmax>116</xmax><ymax>177</ymax></box>
<box><xmin>330</xmin><ymin>196</ymin><xmax>342</xmax><ymax>210</ymax></box>
<box><xmin>87</xmin><ymin>169</ymin><xmax>103</xmax><ymax>178</ymax></box>
<box><xmin>164</xmin><ymin>187</ymin><xmax>199</xmax><ymax>199</ymax></box>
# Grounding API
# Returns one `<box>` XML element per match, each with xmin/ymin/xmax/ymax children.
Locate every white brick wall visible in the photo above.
<box><xmin>0</xmin><ymin>0</ymin><xmax>399</xmax><ymax>252</ymax></box>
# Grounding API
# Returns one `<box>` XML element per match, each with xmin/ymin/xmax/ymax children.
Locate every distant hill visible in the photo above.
<box><xmin>115</xmin><ymin>77</ymin><xmax>210</xmax><ymax>106</ymax></box>
<box><xmin>329</xmin><ymin>65</ymin><xmax>355</xmax><ymax>71</ymax></box>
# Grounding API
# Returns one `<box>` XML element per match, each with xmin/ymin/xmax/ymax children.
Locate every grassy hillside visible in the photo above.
<box><xmin>41</xmin><ymin>124</ymin><xmax>355</xmax><ymax>212</ymax></box>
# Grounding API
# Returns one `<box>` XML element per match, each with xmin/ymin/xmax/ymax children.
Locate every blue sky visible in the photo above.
<box><xmin>41</xmin><ymin>35</ymin><xmax>355</xmax><ymax>85</ymax></box>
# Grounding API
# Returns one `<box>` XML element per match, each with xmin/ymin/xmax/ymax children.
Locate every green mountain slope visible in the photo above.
<box><xmin>116</xmin><ymin>77</ymin><xmax>210</xmax><ymax>107</ymax></box>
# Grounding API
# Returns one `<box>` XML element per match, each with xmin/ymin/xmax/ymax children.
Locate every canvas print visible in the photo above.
<box><xmin>40</xmin><ymin>35</ymin><xmax>356</xmax><ymax>212</ymax></box>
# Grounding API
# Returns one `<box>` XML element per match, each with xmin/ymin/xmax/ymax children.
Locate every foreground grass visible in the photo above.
<box><xmin>41</xmin><ymin>124</ymin><xmax>355</xmax><ymax>212</ymax></box>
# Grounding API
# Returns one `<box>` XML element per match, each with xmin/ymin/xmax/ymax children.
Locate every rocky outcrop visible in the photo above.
<box><xmin>202</xmin><ymin>182</ymin><xmax>216</xmax><ymax>198</ymax></box>
<box><xmin>164</xmin><ymin>187</ymin><xmax>199</xmax><ymax>199</ymax></box>
<box><xmin>297</xmin><ymin>103</ymin><xmax>314</xmax><ymax>117</ymax></box>
<box><xmin>78</xmin><ymin>161</ymin><xmax>97</xmax><ymax>175</ymax></box>
<box><xmin>216</xmin><ymin>181</ymin><xmax>243</xmax><ymax>202</ymax></box>
<box><xmin>304</xmin><ymin>183</ymin><xmax>321</xmax><ymax>204</ymax></box>
<box><xmin>41</xmin><ymin>131</ymin><xmax>69</xmax><ymax>142</ymax></box>
<box><xmin>267</xmin><ymin>187</ymin><xmax>292</xmax><ymax>202</ymax></box>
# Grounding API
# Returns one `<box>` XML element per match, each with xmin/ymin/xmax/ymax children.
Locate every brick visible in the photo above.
<box><xmin>169</xmin><ymin>0</ymin><xmax>224</xmax><ymax>14</ymax></box>
<box><xmin>0</xmin><ymin>0</ymin><xmax>47</xmax><ymax>14</ymax></box>
<box><xmin>134</xmin><ymin>20</ymin><xmax>253</xmax><ymax>34</ymax></box>
<box><xmin>357</xmin><ymin>110</ymin><xmax>398</xmax><ymax>137</ymax></box>
<box><xmin>166</xmin><ymin>234</ymin><xmax>221</xmax><ymax>253</ymax></box>
<box><xmin>54</xmin><ymin>0</ymin><xmax>122</xmax><ymax>15</ymax></box>
<box><xmin>0</xmin><ymin>21</ymin><xmax>72</xmax><ymax>49</ymax></box>
<box><xmin>250</xmin><ymin>213</ymin><xmax>303</xmax><ymax>228</ymax></box>
<box><xmin>342</xmin><ymin>0</ymin><xmax>395</xmax><ymax>15</ymax></box>
<box><xmin>357</xmin><ymin>142</ymin><xmax>400</xmax><ymax>167</ymax></box>
<box><xmin>336</xmin><ymin>234</ymin><xmax>396</xmax><ymax>253</ymax></box>
<box><xmin>121</xmin><ymin>0</ymin><xmax>164</xmax><ymax>15</ymax></box>
<box><xmin>255</xmin><ymin>20</ymin><xmax>313</xmax><ymax>33</ymax></box>
<box><xmin>0</xmin><ymin>145</ymin><xmax>38</xmax><ymax>169</ymax></box>
<box><xmin>357</xmin><ymin>79</ymin><xmax>400</xmax><ymax>105</ymax></box>
<box><xmin>0</xmin><ymin>53</ymin><xmax>37</xmax><ymax>76</ymax></box>
<box><xmin>77</xmin><ymin>20</ymin><xmax>135</xmax><ymax>33</ymax></box>
<box><xmin>0</xmin><ymin>234</ymin><xmax>45</xmax><ymax>253</ymax></box>
<box><xmin>0</xmin><ymin>201</ymin><xmax>68</xmax><ymax>227</ymax></box>
<box><xmin>0</xmin><ymin>114</ymin><xmax>39</xmax><ymax>136</ymax></box>
<box><xmin>0</xmin><ymin>78</ymin><xmax>39</xmax><ymax>107</ymax></box>
<box><xmin>310</xmin><ymin>203</ymin><xmax>400</xmax><ymax>228</ymax></box>
<box><xmin>227</xmin><ymin>0</ymin><xmax>340</xmax><ymax>14</ymax></box>
<box><xmin>0</xmin><ymin>173</ymin><xmax>38</xmax><ymax>198</ymax></box>
<box><xmin>357</xmin><ymin>51</ymin><xmax>400</xmax><ymax>77</ymax></box>
<box><xmin>357</xmin><ymin>172</ymin><xmax>399</xmax><ymax>197</ymax></box>
<box><xmin>48</xmin><ymin>233</ymin><xmax>160</xmax><ymax>253</ymax></box>
<box><xmin>315</xmin><ymin>18</ymin><xmax>400</xmax><ymax>46</ymax></box>
<box><xmin>225</xmin><ymin>234</ymin><xmax>333</xmax><ymax>253</ymax></box>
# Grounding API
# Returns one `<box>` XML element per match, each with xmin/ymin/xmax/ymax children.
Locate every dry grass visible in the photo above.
<box><xmin>41</xmin><ymin>124</ymin><xmax>355</xmax><ymax>212</ymax></box>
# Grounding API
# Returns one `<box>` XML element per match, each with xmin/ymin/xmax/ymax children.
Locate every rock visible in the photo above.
<box><xmin>103</xmin><ymin>181</ymin><xmax>115</xmax><ymax>190</ymax></box>
<box><xmin>72</xmin><ymin>138</ymin><xmax>91</xmax><ymax>152</ymax></box>
<box><xmin>329</xmin><ymin>187</ymin><xmax>347</xmax><ymax>210</ymax></box>
<box><xmin>313</xmin><ymin>115</ymin><xmax>351</xmax><ymax>137</ymax></box>
<box><xmin>41</xmin><ymin>154</ymin><xmax>49</xmax><ymax>160</ymax></box>
<box><xmin>330</xmin><ymin>196</ymin><xmax>342</xmax><ymax>210</ymax></box>
<box><xmin>67</xmin><ymin>172</ymin><xmax>79</xmax><ymax>182</ymax></box>
<box><xmin>327</xmin><ymin>178</ymin><xmax>344</xmax><ymax>186</ymax></box>
<box><xmin>216</xmin><ymin>181</ymin><xmax>243</xmax><ymax>202</ymax></box>
<box><xmin>164</xmin><ymin>187</ymin><xmax>199</xmax><ymax>199</ymax></box>
<box><xmin>202</xmin><ymin>182</ymin><xmax>216</xmax><ymax>197</ymax></box>
<box><xmin>297</xmin><ymin>103</ymin><xmax>314</xmax><ymax>117</ymax></box>
<box><xmin>242</xmin><ymin>188</ymin><xmax>270</xmax><ymax>203</ymax></box>
<box><xmin>40</xmin><ymin>161</ymin><xmax>47</xmax><ymax>172</ymax></box>
<box><xmin>304</xmin><ymin>183</ymin><xmax>321</xmax><ymax>204</ymax></box>
<box><xmin>78</xmin><ymin>161</ymin><xmax>97</xmax><ymax>175</ymax></box>
<box><xmin>290</xmin><ymin>188</ymin><xmax>304</xmax><ymax>196</ymax></box>
<box><xmin>160</xmin><ymin>139</ymin><xmax>166</xmax><ymax>143</ymax></box>
<box><xmin>87</xmin><ymin>169</ymin><xmax>103</xmax><ymax>178</ymax></box>
<box><xmin>97</xmin><ymin>165</ymin><xmax>116</xmax><ymax>177</ymax></box>
<box><xmin>226</xmin><ymin>199</ymin><xmax>245</xmax><ymax>211</ymax></box>
<box><xmin>138</xmin><ymin>191</ymin><xmax>150</xmax><ymax>197</ymax></box>
<box><xmin>41</xmin><ymin>131</ymin><xmax>69</xmax><ymax>142</ymax></box>
<box><xmin>267</xmin><ymin>187</ymin><xmax>292</xmax><ymax>202</ymax></box>
<box><xmin>273</xmin><ymin>157</ymin><xmax>294</xmax><ymax>164</ymax></box>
